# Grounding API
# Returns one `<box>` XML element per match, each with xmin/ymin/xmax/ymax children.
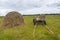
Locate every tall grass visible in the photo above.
<box><xmin>0</xmin><ymin>15</ymin><xmax>60</xmax><ymax>40</ymax></box>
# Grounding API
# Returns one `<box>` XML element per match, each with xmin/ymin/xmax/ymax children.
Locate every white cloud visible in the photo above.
<box><xmin>0</xmin><ymin>0</ymin><xmax>60</xmax><ymax>9</ymax></box>
<box><xmin>21</xmin><ymin>7</ymin><xmax>60</xmax><ymax>15</ymax></box>
<box><xmin>0</xmin><ymin>0</ymin><xmax>8</xmax><ymax>2</ymax></box>
<box><xmin>0</xmin><ymin>0</ymin><xmax>60</xmax><ymax>16</ymax></box>
<box><xmin>0</xmin><ymin>8</ymin><xmax>16</xmax><ymax>16</ymax></box>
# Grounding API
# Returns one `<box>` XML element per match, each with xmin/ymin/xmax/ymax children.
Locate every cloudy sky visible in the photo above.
<box><xmin>0</xmin><ymin>0</ymin><xmax>60</xmax><ymax>16</ymax></box>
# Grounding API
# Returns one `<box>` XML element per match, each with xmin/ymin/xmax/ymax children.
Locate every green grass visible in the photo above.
<box><xmin>0</xmin><ymin>15</ymin><xmax>60</xmax><ymax>40</ymax></box>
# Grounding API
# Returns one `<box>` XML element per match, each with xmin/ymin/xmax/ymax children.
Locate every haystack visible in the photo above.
<box><xmin>2</xmin><ymin>11</ymin><xmax>24</xmax><ymax>27</ymax></box>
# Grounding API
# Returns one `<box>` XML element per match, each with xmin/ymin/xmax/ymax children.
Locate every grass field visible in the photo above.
<box><xmin>0</xmin><ymin>15</ymin><xmax>60</xmax><ymax>40</ymax></box>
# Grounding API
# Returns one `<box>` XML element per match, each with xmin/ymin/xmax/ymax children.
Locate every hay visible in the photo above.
<box><xmin>38</xmin><ymin>14</ymin><xmax>46</xmax><ymax>20</ymax></box>
<box><xmin>2</xmin><ymin>11</ymin><xmax>24</xmax><ymax>27</ymax></box>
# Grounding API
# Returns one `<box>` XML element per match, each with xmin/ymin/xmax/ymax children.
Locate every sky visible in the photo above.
<box><xmin>0</xmin><ymin>0</ymin><xmax>60</xmax><ymax>16</ymax></box>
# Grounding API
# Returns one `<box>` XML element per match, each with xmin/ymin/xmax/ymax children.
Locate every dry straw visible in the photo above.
<box><xmin>2</xmin><ymin>11</ymin><xmax>24</xmax><ymax>27</ymax></box>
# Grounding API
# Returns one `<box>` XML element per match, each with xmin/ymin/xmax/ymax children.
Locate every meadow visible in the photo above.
<box><xmin>0</xmin><ymin>15</ymin><xmax>60</xmax><ymax>40</ymax></box>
